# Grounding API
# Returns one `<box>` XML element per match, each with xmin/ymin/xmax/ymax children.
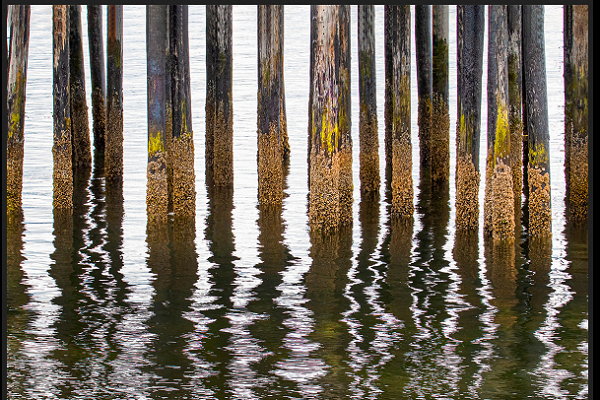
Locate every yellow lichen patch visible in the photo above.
<box><xmin>528</xmin><ymin>141</ymin><xmax>549</xmax><ymax>166</ymax></box>
<box><xmin>148</xmin><ymin>130</ymin><xmax>164</xmax><ymax>156</ymax></box>
<box><xmin>320</xmin><ymin>104</ymin><xmax>339</xmax><ymax>155</ymax></box>
<box><xmin>493</xmin><ymin>97</ymin><xmax>510</xmax><ymax>162</ymax></box>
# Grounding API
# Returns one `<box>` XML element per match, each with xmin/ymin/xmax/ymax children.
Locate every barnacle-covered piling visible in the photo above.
<box><xmin>105</xmin><ymin>5</ymin><xmax>123</xmax><ymax>181</ymax></box>
<box><xmin>415</xmin><ymin>5</ymin><xmax>432</xmax><ymax>173</ymax></box>
<box><xmin>87</xmin><ymin>5</ymin><xmax>106</xmax><ymax>157</ymax></box>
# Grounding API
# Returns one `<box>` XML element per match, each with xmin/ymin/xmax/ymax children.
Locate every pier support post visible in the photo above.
<box><xmin>564</xmin><ymin>5</ymin><xmax>588</xmax><ymax>220</ymax></box>
<box><xmin>87</xmin><ymin>5</ymin><xmax>106</xmax><ymax>158</ymax></box>
<box><xmin>385</xmin><ymin>5</ymin><xmax>413</xmax><ymax>218</ymax></box>
<box><xmin>69</xmin><ymin>5</ymin><xmax>91</xmax><ymax>170</ymax></box>
<box><xmin>358</xmin><ymin>5</ymin><xmax>380</xmax><ymax>197</ymax></box>
<box><xmin>523</xmin><ymin>5</ymin><xmax>551</xmax><ymax>237</ymax></box>
<box><xmin>415</xmin><ymin>5</ymin><xmax>432</xmax><ymax>173</ymax></box>
<box><xmin>105</xmin><ymin>5</ymin><xmax>123</xmax><ymax>181</ymax></box>
<box><xmin>7</xmin><ymin>5</ymin><xmax>30</xmax><ymax>213</ymax></box>
<box><xmin>52</xmin><ymin>5</ymin><xmax>72</xmax><ymax>211</ymax></box>
<box><xmin>206</xmin><ymin>5</ymin><xmax>233</xmax><ymax>187</ymax></box>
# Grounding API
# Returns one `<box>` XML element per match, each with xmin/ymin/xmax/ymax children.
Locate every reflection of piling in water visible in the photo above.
<box><xmin>358</xmin><ymin>5</ymin><xmax>380</xmax><ymax>196</ymax></box>
<box><xmin>415</xmin><ymin>5</ymin><xmax>432</xmax><ymax>172</ymax></box>
<box><xmin>385</xmin><ymin>5</ymin><xmax>413</xmax><ymax>218</ymax></box>
<box><xmin>105</xmin><ymin>5</ymin><xmax>123</xmax><ymax>181</ymax></box>
<box><xmin>257</xmin><ymin>5</ymin><xmax>285</xmax><ymax>206</ymax></box>
<box><xmin>206</xmin><ymin>5</ymin><xmax>233</xmax><ymax>187</ymax></box>
<box><xmin>563</xmin><ymin>5</ymin><xmax>588</xmax><ymax>221</ymax></box>
<box><xmin>308</xmin><ymin>5</ymin><xmax>353</xmax><ymax>232</ymax></box>
<box><xmin>52</xmin><ymin>5</ymin><xmax>73</xmax><ymax>211</ymax></box>
<box><xmin>87</xmin><ymin>5</ymin><xmax>106</xmax><ymax>156</ymax></box>
<box><xmin>69</xmin><ymin>5</ymin><xmax>91</xmax><ymax>170</ymax></box>
<box><xmin>455</xmin><ymin>5</ymin><xmax>484</xmax><ymax>230</ymax></box>
<box><xmin>485</xmin><ymin>5</ymin><xmax>515</xmax><ymax>243</ymax></box>
<box><xmin>523</xmin><ymin>6</ymin><xmax>551</xmax><ymax>237</ymax></box>
<box><xmin>7</xmin><ymin>5</ymin><xmax>30</xmax><ymax>213</ymax></box>
<box><xmin>431</xmin><ymin>5</ymin><xmax>450</xmax><ymax>186</ymax></box>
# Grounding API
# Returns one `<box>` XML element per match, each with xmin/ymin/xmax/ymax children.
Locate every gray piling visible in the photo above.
<box><xmin>87</xmin><ymin>5</ymin><xmax>106</xmax><ymax>157</ymax></box>
<box><xmin>105</xmin><ymin>5</ymin><xmax>123</xmax><ymax>181</ymax></box>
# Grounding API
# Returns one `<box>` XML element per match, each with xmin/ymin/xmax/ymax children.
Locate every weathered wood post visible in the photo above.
<box><xmin>146</xmin><ymin>5</ymin><xmax>169</xmax><ymax>221</ymax></box>
<box><xmin>257</xmin><ymin>5</ymin><xmax>284</xmax><ymax>206</ymax></box>
<box><xmin>415</xmin><ymin>5</ymin><xmax>432</xmax><ymax>173</ymax></box>
<box><xmin>564</xmin><ymin>5</ymin><xmax>588</xmax><ymax>220</ymax></box>
<box><xmin>7</xmin><ymin>5</ymin><xmax>30</xmax><ymax>213</ymax></box>
<box><xmin>105</xmin><ymin>5</ymin><xmax>123</xmax><ymax>181</ymax></box>
<box><xmin>206</xmin><ymin>5</ymin><xmax>233</xmax><ymax>187</ymax></box>
<box><xmin>338</xmin><ymin>5</ymin><xmax>352</xmax><ymax>227</ymax></box>
<box><xmin>87</xmin><ymin>5</ymin><xmax>106</xmax><ymax>158</ymax></box>
<box><xmin>69</xmin><ymin>5</ymin><xmax>91</xmax><ymax>170</ymax></box>
<box><xmin>169</xmin><ymin>5</ymin><xmax>195</xmax><ymax>216</ymax></box>
<box><xmin>485</xmin><ymin>5</ymin><xmax>514</xmax><ymax>242</ymax></box>
<box><xmin>523</xmin><ymin>5</ymin><xmax>551</xmax><ymax>237</ymax></box>
<box><xmin>455</xmin><ymin>5</ymin><xmax>484</xmax><ymax>230</ymax></box>
<box><xmin>358</xmin><ymin>5</ymin><xmax>380</xmax><ymax>197</ymax></box>
<box><xmin>52</xmin><ymin>5</ymin><xmax>73</xmax><ymax>211</ymax></box>
<box><xmin>431</xmin><ymin>5</ymin><xmax>450</xmax><ymax>186</ymax></box>
<box><xmin>385</xmin><ymin>5</ymin><xmax>413</xmax><ymax>218</ymax></box>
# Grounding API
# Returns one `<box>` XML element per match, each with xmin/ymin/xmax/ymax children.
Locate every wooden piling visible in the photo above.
<box><xmin>7</xmin><ymin>5</ymin><xmax>30</xmax><ymax>213</ymax></box>
<box><xmin>385</xmin><ymin>5</ymin><xmax>413</xmax><ymax>218</ymax></box>
<box><xmin>523</xmin><ymin>5</ymin><xmax>551</xmax><ymax>237</ymax></box>
<box><xmin>169</xmin><ymin>5</ymin><xmax>195</xmax><ymax>216</ymax></box>
<box><xmin>257</xmin><ymin>5</ymin><xmax>285</xmax><ymax>206</ymax></box>
<box><xmin>358</xmin><ymin>5</ymin><xmax>380</xmax><ymax>197</ymax></box>
<box><xmin>485</xmin><ymin>5</ymin><xmax>514</xmax><ymax>243</ymax></box>
<box><xmin>105</xmin><ymin>5</ymin><xmax>123</xmax><ymax>181</ymax></box>
<box><xmin>455</xmin><ymin>5</ymin><xmax>484</xmax><ymax>230</ymax></box>
<box><xmin>415</xmin><ymin>5</ymin><xmax>432</xmax><ymax>172</ymax></box>
<box><xmin>564</xmin><ymin>5</ymin><xmax>588</xmax><ymax>220</ymax></box>
<box><xmin>206</xmin><ymin>5</ymin><xmax>233</xmax><ymax>187</ymax></box>
<box><xmin>52</xmin><ymin>5</ymin><xmax>72</xmax><ymax>211</ymax></box>
<box><xmin>69</xmin><ymin>5</ymin><xmax>91</xmax><ymax>170</ymax></box>
<box><xmin>431</xmin><ymin>5</ymin><xmax>450</xmax><ymax>185</ymax></box>
<box><xmin>146</xmin><ymin>5</ymin><xmax>169</xmax><ymax>221</ymax></box>
<box><xmin>87</xmin><ymin>5</ymin><xmax>106</xmax><ymax>157</ymax></box>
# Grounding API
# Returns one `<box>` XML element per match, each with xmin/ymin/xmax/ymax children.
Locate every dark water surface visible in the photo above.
<box><xmin>7</xmin><ymin>5</ymin><xmax>588</xmax><ymax>399</ymax></box>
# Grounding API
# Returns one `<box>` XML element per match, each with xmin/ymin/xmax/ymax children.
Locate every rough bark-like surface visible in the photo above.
<box><xmin>7</xmin><ymin>5</ymin><xmax>30</xmax><ymax>213</ymax></box>
<box><xmin>52</xmin><ymin>5</ymin><xmax>73</xmax><ymax>211</ymax></box>
<box><xmin>455</xmin><ymin>5</ymin><xmax>484</xmax><ymax>230</ymax></box>
<box><xmin>206</xmin><ymin>5</ymin><xmax>233</xmax><ymax>187</ymax></box>
<box><xmin>563</xmin><ymin>5</ymin><xmax>588</xmax><ymax>220</ymax></box>
<box><xmin>523</xmin><ymin>5</ymin><xmax>551</xmax><ymax>237</ymax></box>
<box><xmin>358</xmin><ymin>5</ymin><xmax>380</xmax><ymax>196</ymax></box>
<box><xmin>105</xmin><ymin>5</ymin><xmax>123</xmax><ymax>182</ymax></box>
<box><xmin>431</xmin><ymin>5</ymin><xmax>450</xmax><ymax>185</ymax></box>
<box><xmin>87</xmin><ymin>5</ymin><xmax>106</xmax><ymax>155</ymax></box>
<box><xmin>385</xmin><ymin>6</ymin><xmax>413</xmax><ymax>218</ymax></box>
<box><xmin>69</xmin><ymin>5</ymin><xmax>91</xmax><ymax>170</ymax></box>
<box><xmin>415</xmin><ymin>5</ymin><xmax>432</xmax><ymax>171</ymax></box>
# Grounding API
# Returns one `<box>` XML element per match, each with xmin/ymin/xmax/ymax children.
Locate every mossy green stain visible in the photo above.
<box><xmin>493</xmin><ymin>98</ymin><xmax>510</xmax><ymax>162</ymax></box>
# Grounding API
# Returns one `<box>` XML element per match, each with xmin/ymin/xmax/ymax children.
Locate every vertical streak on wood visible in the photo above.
<box><xmin>52</xmin><ymin>5</ymin><xmax>73</xmax><ymax>211</ymax></box>
<box><xmin>455</xmin><ymin>5</ymin><xmax>484</xmax><ymax>230</ymax></box>
<box><xmin>521</xmin><ymin>10</ymin><xmax>529</xmax><ymax>202</ymax></box>
<box><xmin>564</xmin><ymin>5</ymin><xmax>588</xmax><ymax>220</ymax></box>
<box><xmin>279</xmin><ymin>5</ymin><xmax>289</xmax><ymax>162</ymax></box>
<box><xmin>523</xmin><ymin>5</ymin><xmax>551</xmax><ymax>237</ymax></box>
<box><xmin>69</xmin><ymin>5</ymin><xmax>91</xmax><ymax>170</ymax></box>
<box><xmin>358</xmin><ymin>5</ymin><xmax>380</xmax><ymax>196</ymax></box>
<box><xmin>7</xmin><ymin>5</ymin><xmax>30</xmax><ymax>213</ymax></box>
<box><xmin>146</xmin><ymin>5</ymin><xmax>169</xmax><ymax>221</ymax></box>
<box><xmin>338</xmin><ymin>5</ymin><xmax>352</xmax><ymax>226</ymax></box>
<box><xmin>415</xmin><ymin>5</ymin><xmax>432</xmax><ymax>172</ymax></box>
<box><xmin>105</xmin><ymin>5</ymin><xmax>123</xmax><ymax>182</ymax></box>
<box><xmin>431</xmin><ymin>5</ymin><xmax>450</xmax><ymax>185</ymax></box>
<box><xmin>308</xmin><ymin>5</ymin><xmax>317</xmax><ymax>187</ymax></box>
<box><xmin>87</xmin><ymin>5</ymin><xmax>106</xmax><ymax>158</ymax></box>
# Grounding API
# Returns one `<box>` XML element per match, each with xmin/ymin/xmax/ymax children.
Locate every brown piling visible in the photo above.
<box><xmin>415</xmin><ymin>5</ymin><xmax>433</xmax><ymax>172</ymax></box>
<box><xmin>385</xmin><ymin>5</ymin><xmax>413</xmax><ymax>218</ymax></box>
<box><xmin>485</xmin><ymin>5</ymin><xmax>515</xmax><ymax>243</ymax></box>
<box><xmin>146</xmin><ymin>5</ymin><xmax>169</xmax><ymax>221</ymax></box>
<box><xmin>52</xmin><ymin>5</ymin><xmax>73</xmax><ymax>211</ymax></box>
<box><xmin>105</xmin><ymin>5</ymin><xmax>123</xmax><ymax>182</ymax></box>
<box><xmin>431</xmin><ymin>5</ymin><xmax>450</xmax><ymax>186</ymax></box>
<box><xmin>358</xmin><ymin>5</ymin><xmax>380</xmax><ymax>197</ymax></box>
<box><xmin>523</xmin><ymin>5</ymin><xmax>551</xmax><ymax>237</ymax></box>
<box><xmin>563</xmin><ymin>5</ymin><xmax>588</xmax><ymax>220</ymax></box>
<box><xmin>87</xmin><ymin>5</ymin><xmax>106</xmax><ymax>157</ymax></box>
<box><xmin>7</xmin><ymin>5</ymin><xmax>30</xmax><ymax>213</ymax></box>
<box><xmin>169</xmin><ymin>5</ymin><xmax>195</xmax><ymax>216</ymax></box>
<box><xmin>69</xmin><ymin>5</ymin><xmax>91</xmax><ymax>170</ymax></box>
<box><xmin>257</xmin><ymin>5</ymin><xmax>285</xmax><ymax>206</ymax></box>
<box><xmin>455</xmin><ymin>5</ymin><xmax>484</xmax><ymax>231</ymax></box>
<box><xmin>206</xmin><ymin>5</ymin><xmax>233</xmax><ymax>188</ymax></box>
